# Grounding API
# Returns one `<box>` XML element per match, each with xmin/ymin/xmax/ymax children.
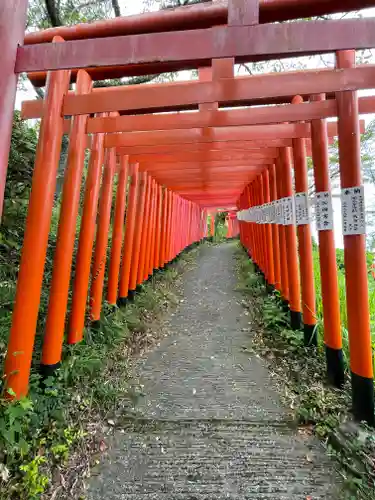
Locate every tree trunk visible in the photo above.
<box><xmin>44</xmin><ymin>0</ymin><xmax>62</xmax><ymax>27</ymax></box>
<box><xmin>111</xmin><ymin>0</ymin><xmax>121</xmax><ymax>17</ymax></box>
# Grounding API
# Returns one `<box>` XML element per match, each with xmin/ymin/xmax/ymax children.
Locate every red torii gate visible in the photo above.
<box><xmin>1</xmin><ymin>0</ymin><xmax>375</xmax><ymax>427</ymax></box>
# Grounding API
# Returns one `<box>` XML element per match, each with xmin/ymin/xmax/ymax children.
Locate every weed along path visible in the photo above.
<box><xmin>87</xmin><ymin>242</ymin><xmax>340</xmax><ymax>500</ymax></box>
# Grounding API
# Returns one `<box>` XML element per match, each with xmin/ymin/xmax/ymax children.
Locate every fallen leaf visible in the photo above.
<box><xmin>0</xmin><ymin>464</ymin><xmax>9</xmax><ymax>482</ymax></box>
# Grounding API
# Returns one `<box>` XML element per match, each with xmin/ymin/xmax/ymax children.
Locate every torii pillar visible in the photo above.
<box><xmin>0</xmin><ymin>1</ymin><xmax>28</xmax><ymax>221</ymax></box>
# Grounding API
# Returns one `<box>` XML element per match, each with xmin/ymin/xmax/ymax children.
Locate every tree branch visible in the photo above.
<box><xmin>44</xmin><ymin>0</ymin><xmax>62</xmax><ymax>27</ymax></box>
<box><xmin>69</xmin><ymin>2</ymin><xmax>100</xmax><ymax>17</ymax></box>
<box><xmin>161</xmin><ymin>0</ymin><xmax>210</xmax><ymax>8</ymax></box>
<box><xmin>93</xmin><ymin>74</ymin><xmax>161</xmax><ymax>88</ymax></box>
<box><xmin>111</xmin><ymin>0</ymin><xmax>121</xmax><ymax>17</ymax></box>
<box><xmin>33</xmin><ymin>85</ymin><xmax>45</xmax><ymax>100</ymax></box>
<box><xmin>241</xmin><ymin>64</ymin><xmax>253</xmax><ymax>76</ymax></box>
<box><xmin>126</xmin><ymin>74</ymin><xmax>161</xmax><ymax>85</ymax></box>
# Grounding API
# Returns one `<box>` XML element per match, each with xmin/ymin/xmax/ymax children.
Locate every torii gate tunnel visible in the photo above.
<box><xmin>2</xmin><ymin>0</ymin><xmax>375</xmax><ymax>425</ymax></box>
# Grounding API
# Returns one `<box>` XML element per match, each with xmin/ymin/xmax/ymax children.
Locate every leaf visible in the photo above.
<box><xmin>2</xmin><ymin>428</ymin><xmax>15</xmax><ymax>445</ymax></box>
<box><xmin>43</xmin><ymin>376</ymin><xmax>56</xmax><ymax>387</ymax></box>
<box><xmin>6</xmin><ymin>404</ymin><xmax>27</xmax><ymax>425</ymax></box>
<box><xmin>99</xmin><ymin>440</ymin><xmax>107</xmax><ymax>452</ymax></box>
<box><xmin>0</xmin><ymin>464</ymin><xmax>9</xmax><ymax>482</ymax></box>
<box><xmin>18</xmin><ymin>437</ymin><xmax>30</xmax><ymax>455</ymax></box>
<box><xmin>19</xmin><ymin>398</ymin><xmax>33</xmax><ymax>411</ymax></box>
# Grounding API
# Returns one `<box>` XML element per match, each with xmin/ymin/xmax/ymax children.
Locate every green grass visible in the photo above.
<box><xmin>0</xmin><ymin>215</ymin><xmax>199</xmax><ymax>499</ymax></box>
<box><xmin>311</xmin><ymin>246</ymin><xmax>375</xmax><ymax>372</ymax></box>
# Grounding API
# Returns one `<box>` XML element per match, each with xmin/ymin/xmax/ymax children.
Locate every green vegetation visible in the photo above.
<box><xmin>235</xmin><ymin>246</ymin><xmax>349</xmax><ymax>436</ymax></box>
<box><xmin>1</xmin><ymin>112</ymin><xmax>38</xmax><ymax>353</ymax></box>
<box><xmin>235</xmin><ymin>243</ymin><xmax>375</xmax><ymax>499</ymax></box>
<box><xmin>0</xmin><ymin>111</ymin><xmax>200</xmax><ymax>499</ymax></box>
<box><xmin>0</xmin><ymin>251</ymin><xmax>196</xmax><ymax>499</ymax></box>
<box><xmin>208</xmin><ymin>211</ymin><xmax>230</xmax><ymax>243</ymax></box>
<box><xmin>311</xmin><ymin>243</ymin><xmax>375</xmax><ymax>371</ymax></box>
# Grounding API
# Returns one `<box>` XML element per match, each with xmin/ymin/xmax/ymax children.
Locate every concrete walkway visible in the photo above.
<box><xmin>87</xmin><ymin>242</ymin><xmax>340</xmax><ymax>499</ymax></box>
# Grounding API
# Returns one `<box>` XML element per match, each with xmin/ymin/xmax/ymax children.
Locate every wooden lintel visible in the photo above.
<box><xmin>16</xmin><ymin>19</ymin><xmax>375</xmax><ymax>74</ymax></box>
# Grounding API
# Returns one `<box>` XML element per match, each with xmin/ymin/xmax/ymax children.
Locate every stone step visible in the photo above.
<box><xmin>88</xmin><ymin>418</ymin><xmax>338</xmax><ymax>499</ymax></box>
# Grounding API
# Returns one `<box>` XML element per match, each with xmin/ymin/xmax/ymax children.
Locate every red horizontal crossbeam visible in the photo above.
<box><xmin>199</xmin><ymin>197</ymin><xmax>237</xmax><ymax>201</ymax></box>
<box><xmin>16</xmin><ymin>20</ymin><xmax>375</xmax><ymax>75</ymax></box>
<box><xmin>23</xmin><ymin>91</ymin><xmax>375</xmax><ymax>136</ymax></box>
<box><xmin>181</xmin><ymin>191</ymin><xmax>241</xmax><ymax>196</ymax></box>
<box><xmin>140</xmin><ymin>167</ymin><xmax>262</xmax><ymax>180</ymax></box>
<box><xmin>162</xmin><ymin>176</ymin><xmax>260</xmax><ymax>183</ymax></box>
<box><xmin>22</xmin><ymin>93</ymin><xmax>310</xmax><ymax>117</ymax></box>
<box><xmin>21</xmin><ymin>81</ymin><xmax>337</xmax><ymax>118</ymax></box>
<box><xmin>116</xmin><ymin>139</ymin><xmax>332</xmax><ymax>157</ymax></box>
<box><xmin>168</xmin><ymin>184</ymin><xmax>251</xmax><ymax>193</ymax></box>
<box><xmin>200</xmin><ymin>199</ymin><xmax>237</xmax><ymax>203</ymax></box>
<box><xmin>59</xmin><ymin>65</ymin><xmax>375</xmax><ymax>116</ymax></box>
<box><xmin>88</xmin><ymin>100</ymin><xmax>331</xmax><ymax>133</ymax></box>
<box><xmin>19</xmin><ymin>94</ymin><xmax>310</xmax><ymax>121</ymax></box>
<box><xmin>181</xmin><ymin>190</ymin><xmax>241</xmax><ymax>195</ymax></box>
<box><xmin>124</xmin><ymin>145</ymin><xmax>278</xmax><ymax>158</ymax></box>
<box><xmin>23</xmin><ymin>1</ymin><xmax>375</xmax><ymax>45</ymax></box>
<box><xmin>88</xmin><ymin>95</ymin><xmax>375</xmax><ymax>133</ymax></box>
<box><xmin>148</xmin><ymin>166</ymin><xmax>264</xmax><ymax>177</ymax></box>
<box><xmin>104</xmin><ymin>122</ymin><xmax>357</xmax><ymax>148</ymax></box>
<box><xmin>202</xmin><ymin>203</ymin><xmax>237</xmax><ymax>208</ymax></box>
<box><xmin>135</xmin><ymin>152</ymin><xmax>275</xmax><ymax>166</ymax></box>
<box><xmin>201</xmin><ymin>197</ymin><xmax>237</xmax><ymax>200</ymax></box>
<box><xmin>169</xmin><ymin>187</ymin><xmax>249</xmax><ymax>193</ymax></box>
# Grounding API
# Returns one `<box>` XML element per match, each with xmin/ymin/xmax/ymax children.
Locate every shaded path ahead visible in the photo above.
<box><xmin>88</xmin><ymin>242</ymin><xmax>340</xmax><ymax>499</ymax></box>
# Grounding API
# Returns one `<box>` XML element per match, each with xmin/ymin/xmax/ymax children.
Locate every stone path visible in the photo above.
<box><xmin>87</xmin><ymin>242</ymin><xmax>340</xmax><ymax>499</ymax></box>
